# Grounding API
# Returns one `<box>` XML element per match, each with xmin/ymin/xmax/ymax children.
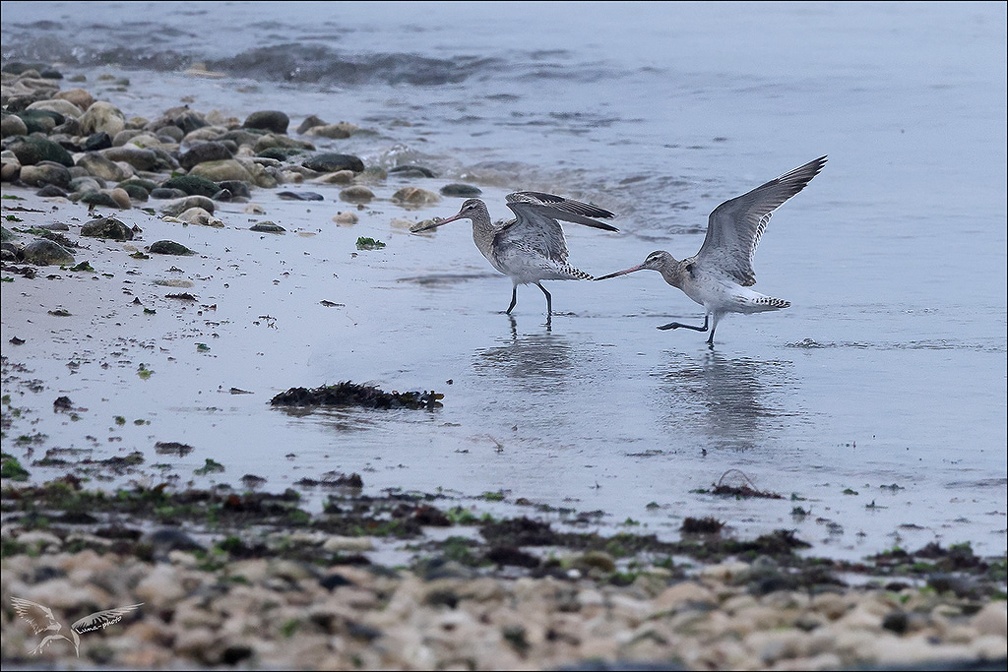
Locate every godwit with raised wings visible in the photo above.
<box><xmin>596</xmin><ymin>156</ymin><xmax>827</xmax><ymax>347</ymax></box>
<box><xmin>412</xmin><ymin>191</ymin><xmax>618</xmax><ymax>316</ymax></box>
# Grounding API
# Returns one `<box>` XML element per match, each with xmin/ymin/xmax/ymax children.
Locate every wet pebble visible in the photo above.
<box><xmin>340</xmin><ymin>185</ymin><xmax>374</xmax><ymax>203</ymax></box>
<box><xmin>303</xmin><ymin>152</ymin><xmax>365</xmax><ymax>173</ymax></box>
<box><xmin>168</xmin><ymin>206</ymin><xmax>223</xmax><ymax>227</ymax></box>
<box><xmin>311</xmin><ymin>169</ymin><xmax>356</xmax><ymax>185</ymax></box>
<box><xmin>14</xmin><ymin>109</ymin><xmax>61</xmax><ymax>134</ymax></box>
<box><xmin>303</xmin><ymin>122</ymin><xmax>357</xmax><ymax>139</ymax></box>
<box><xmin>178</xmin><ymin>141</ymin><xmax>234</xmax><ymax>170</ymax></box>
<box><xmin>392</xmin><ymin>186</ymin><xmax>440</xmax><ymax>207</ymax></box>
<box><xmin>250</xmin><ymin>221</ymin><xmax>286</xmax><ymax>233</ymax></box>
<box><xmin>243</xmin><ymin>109</ymin><xmax>290</xmax><ymax>134</ymax></box>
<box><xmin>79</xmin><ymin>100</ymin><xmax>126</xmax><ymax>136</ymax></box>
<box><xmin>440</xmin><ymin>182</ymin><xmax>483</xmax><ymax>197</ymax></box>
<box><xmin>1</xmin><ymin>113</ymin><xmax>29</xmax><ymax>137</ymax></box>
<box><xmin>101</xmin><ymin>145</ymin><xmax>165</xmax><ymax>172</ymax></box>
<box><xmin>150</xmin><ymin>187</ymin><xmax>188</xmax><ymax>199</ymax></box>
<box><xmin>36</xmin><ymin>184</ymin><xmax>68</xmax><ymax>198</ymax></box>
<box><xmin>75</xmin><ymin>152</ymin><xmax>130</xmax><ymax>181</ymax></box>
<box><xmin>27</xmin><ymin>98</ymin><xmax>84</xmax><ymax>118</ymax></box>
<box><xmin>162</xmin><ymin>174</ymin><xmax>220</xmax><ymax>198</ymax></box>
<box><xmin>277</xmin><ymin>190</ymin><xmax>324</xmax><ymax>201</ymax></box>
<box><xmin>389</xmin><ymin>164</ymin><xmax>437</xmax><ymax>178</ymax></box>
<box><xmin>81</xmin><ymin>215</ymin><xmax>133</xmax><ymax>240</ymax></box>
<box><xmin>9</xmin><ymin>136</ymin><xmax>74</xmax><ymax>166</ymax></box>
<box><xmin>189</xmin><ymin>158</ymin><xmax>254</xmax><ymax>184</ymax></box>
<box><xmin>218</xmin><ymin>179</ymin><xmax>251</xmax><ymax>199</ymax></box>
<box><xmin>81</xmin><ymin>131</ymin><xmax>112</xmax><ymax>151</ymax></box>
<box><xmin>160</xmin><ymin>195</ymin><xmax>216</xmax><ymax>216</ymax></box>
<box><xmin>333</xmin><ymin>211</ymin><xmax>359</xmax><ymax>226</ymax></box>
<box><xmin>20</xmin><ymin>238</ymin><xmax>74</xmax><ymax>265</ymax></box>
<box><xmin>19</xmin><ymin>161</ymin><xmax>72</xmax><ymax>188</ymax></box>
<box><xmin>78</xmin><ymin>189</ymin><xmax>128</xmax><ymax>209</ymax></box>
<box><xmin>148</xmin><ymin>240</ymin><xmax>195</xmax><ymax>255</ymax></box>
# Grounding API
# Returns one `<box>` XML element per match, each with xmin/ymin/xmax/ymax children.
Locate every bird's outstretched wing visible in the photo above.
<box><xmin>70</xmin><ymin>603</ymin><xmax>144</xmax><ymax>635</ymax></box>
<box><xmin>697</xmin><ymin>156</ymin><xmax>827</xmax><ymax>286</ymax></box>
<box><xmin>505</xmin><ymin>191</ymin><xmax>619</xmax><ymax>231</ymax></box>
<box><xmin>11</xmin><ymin>597</ymin><xmax>60</xmax><ymax>634</ymax></box>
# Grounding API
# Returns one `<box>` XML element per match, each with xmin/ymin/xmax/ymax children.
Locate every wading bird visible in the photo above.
<box><xmin>412</xmin><ymin>191</ymin><xmax>618</xmax><ymax>317</ymax></box>
<box><xmin>596</xmin><ymin>156</ymin><xmax>827</xmax><ymax>347</ymax></box>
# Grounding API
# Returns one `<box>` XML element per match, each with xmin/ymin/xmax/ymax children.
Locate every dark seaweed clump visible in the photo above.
<box><xmin>271</xmin><ymin>381</ymin><xmax>443</xmax><ymax>410</ymax></box>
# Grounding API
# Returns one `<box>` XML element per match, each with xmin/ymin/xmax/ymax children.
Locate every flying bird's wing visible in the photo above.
<box><xmin>697</xmin><ymin>156</ymin><xmax>826</xmax><ymax>286</ymax></box>
<box><xmin>505</xmin><ymin>191</ymin><xmax>619</xmax><ymax>231</ymax></box>
<box><xmin>70</xmin><ymin>604</ymin><xmax>144</xmax><ymax>635</ymax></box>
<box><xmin>11</xmin><ymin>597</ymin><xmax>60</xmax><ymax>634</ymax></box>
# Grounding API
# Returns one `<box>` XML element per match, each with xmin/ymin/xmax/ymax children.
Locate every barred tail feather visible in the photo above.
<box><xmin>561</xmin><ymin>264</ymin><xmax>594</xmax><ymax>281</ymax></box>
<box><xmin>759</xmin><ymin>296</ymin><xmax>790</xmax><ymax>309</ymax></box>
<box><xmin>736</xmin><ymin>293</ymin><xmax>790</xmax><ymax>314</ymax></box>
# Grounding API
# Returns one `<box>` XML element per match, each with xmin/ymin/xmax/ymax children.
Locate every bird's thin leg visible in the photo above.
<box><xmin>536</xmin><ymin>282</ymin><xmax>552</xmax><ymax>316</ymax></box>
<box><xmin>506</xmin><ymin>284</ymin><xmax>518</xmax><ymax>314</ymax></box>
<box><xmin>658</xmin><ymin>314</ymin><xmax>709</xmax><ymax>332</ymax></box>
<box><xmin>706</xmin><ymin>315</ymin><xmax>720</xmax><ymax>348</ymax></box>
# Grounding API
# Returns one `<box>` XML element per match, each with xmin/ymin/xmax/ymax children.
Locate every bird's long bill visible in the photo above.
<box><xmin>594</xmin><ymin>264</ymin><xmax>645</xmax><ymax>281</ymax></box>
<box><xmin>409</xmin><ymin>212</ymin><xmax>463</xmax><ymax>233</ymax></box>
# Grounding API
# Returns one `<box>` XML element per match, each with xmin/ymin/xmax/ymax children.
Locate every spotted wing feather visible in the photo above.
<box><xmin>505</xmin><ymin>191</ymin><xmax>619</xmax><ymax>231</ymax></box>
<box><xmin>697</xmin><ymin>156</ymin><xmax>826</xmax><ymax>286</ymax></box>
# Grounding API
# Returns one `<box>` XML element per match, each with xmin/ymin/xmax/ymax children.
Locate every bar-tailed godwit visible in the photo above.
<box><xmin>413</xmin><ymin>191</ymin><xmax>618</xmax><ymax>316</ymax></box>
<box><xmin>596</xmin><ymin>156</ymin><xmax>827</xmax><ymax>347</ymax></box>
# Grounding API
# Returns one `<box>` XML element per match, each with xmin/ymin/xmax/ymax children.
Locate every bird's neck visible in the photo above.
<box><xmin>658</xmin><ymin>256</ymin><xmax>687</xmax><ymax>288</ymax></box>
<box><xmin>469</xmin><ymin>207</ymin><xmax>499</xmax><ymax>261</ymax></box>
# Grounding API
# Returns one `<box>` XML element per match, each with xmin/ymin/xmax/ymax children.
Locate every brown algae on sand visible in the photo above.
<box><xmin>271</xmin><ymin>381</ymin><xmax>443</xmax><ymax>410</ymax></box>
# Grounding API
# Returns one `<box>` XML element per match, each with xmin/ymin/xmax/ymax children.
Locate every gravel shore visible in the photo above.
<box><xmin>1</xmin><ymin>481</ymin><xmax>1006</xmax><ymax>670</ymax></box>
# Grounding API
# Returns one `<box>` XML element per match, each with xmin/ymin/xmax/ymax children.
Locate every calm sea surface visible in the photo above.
<box><xmin>2</xmin><ymin>1</ymin><xmax>1005</xmax><ymax>561</ymax></box>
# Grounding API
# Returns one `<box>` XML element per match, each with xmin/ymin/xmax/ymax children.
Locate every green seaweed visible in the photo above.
<box><xmin>355</xmin><ymin>236</ymin><xmax>386</xmax><ymax>250</ymax></box>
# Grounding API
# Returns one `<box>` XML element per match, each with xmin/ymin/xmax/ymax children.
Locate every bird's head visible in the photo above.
<box><xmin>410</xmin><ymin>199</ymin><xmax>486</xmax><ymax>233</ymax></box>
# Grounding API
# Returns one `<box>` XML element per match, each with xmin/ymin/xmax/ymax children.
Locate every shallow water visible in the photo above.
<box><xmin>1</xmin><ymin>1</ymin><xmax>1005</xmax><ymax>562</ymax></box>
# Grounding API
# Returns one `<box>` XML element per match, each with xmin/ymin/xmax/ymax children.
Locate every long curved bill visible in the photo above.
<box><xmin>409</xmin><ymin>212</ymin><xmax>463</xmax><ymax>233</ymax></box>
<box><xmin>594</xmin><ymin>263</ymin><xmax>646</xmax><ymax>281</ymax></box>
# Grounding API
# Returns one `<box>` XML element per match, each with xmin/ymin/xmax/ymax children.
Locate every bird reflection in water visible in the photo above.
<box><xmin>476</xmin><ymin>316</ymin><xmax>574</xmax><ymax>387</ymax></box>
<box><xmin>658</xmin><ymin>350</ymin><xmax>798</xmax><ymax>451</ymax></box>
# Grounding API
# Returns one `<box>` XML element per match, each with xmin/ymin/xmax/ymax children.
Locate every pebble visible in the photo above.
<box><xmin>333</xmin><ymin>211</ymin><xmax>359</xmax><ymax>226</ymax></box>
<box><xmin>339</xmin><ymin>185</ymin><xmax>375</xmax><ymax>203</ymax></box>
<box><xmin>19</xmin><ymin>238</ymin><xmax>75</xmax><ymax>265</ymax></box>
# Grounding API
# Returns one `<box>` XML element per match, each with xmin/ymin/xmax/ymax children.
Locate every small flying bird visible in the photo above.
<box><xmin>11</xmin><ymin>596</ymin><xmax>143</xmax><ymax>657</ymax></box>
<box><xmin>412</xmin><ymin>191</ymin><xmax>618</xmax><ymax>317</ymax></box>
<box><xmin>596</xmin><ymin>156</ymin><xmax>827</xmax><ymax>347</ymax></box>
